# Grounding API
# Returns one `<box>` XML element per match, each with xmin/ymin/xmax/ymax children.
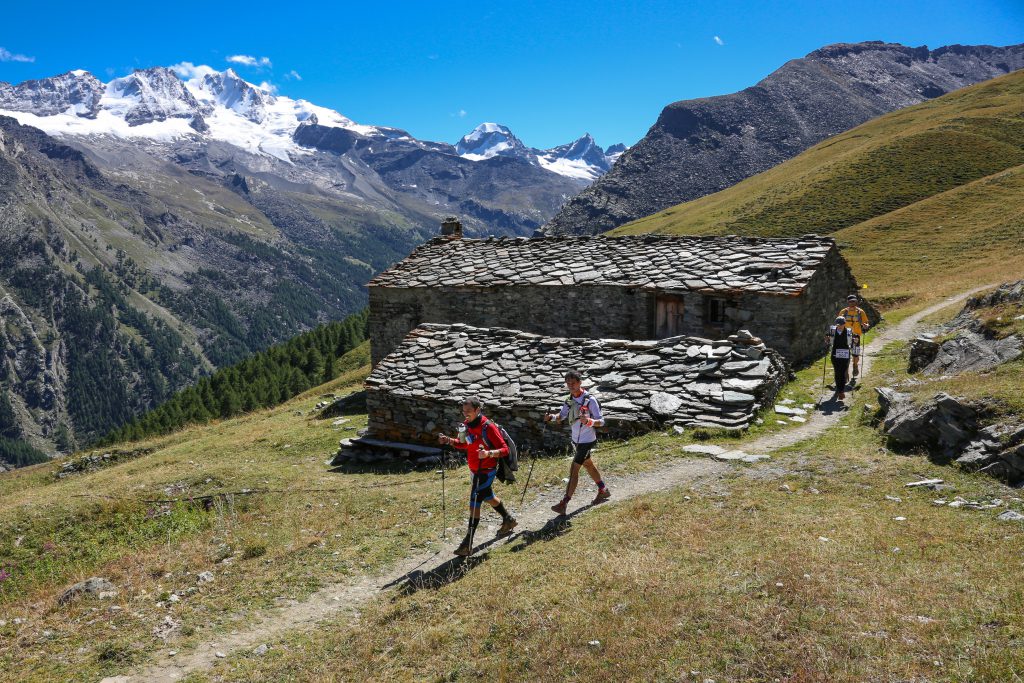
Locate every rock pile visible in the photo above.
<box><xmin>340</xmin><ymin>323</ymin><xmax>786</xmax><ymax>464</ymax></box>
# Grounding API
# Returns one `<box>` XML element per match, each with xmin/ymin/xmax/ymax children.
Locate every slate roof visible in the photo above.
<box><xmin>368</xmin><ymin>234</ymin><xmax>836</xmax><ymax>295</ymax></box>
<box><xmin>366</xmin><ymin>323</ymin><xmax>787</xmax><ymax>431</ymax></box>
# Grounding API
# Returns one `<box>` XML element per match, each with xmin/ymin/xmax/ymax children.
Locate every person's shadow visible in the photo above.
<box><xmin>384</xmin><ymin>504</ymin><xmax>593</xmax><ymax>597</ymax></box>
<box><xmin>818</xmin><ymin>382</ymin><xmax>853</xmax><ymax>415</ymax></box>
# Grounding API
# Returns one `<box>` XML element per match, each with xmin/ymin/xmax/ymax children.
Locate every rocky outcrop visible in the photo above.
<box><xmin>876</xmin><ymin>389</ymin><xmax>1024</xmax><ymax>484</ymax></box>
<box><xmin>912</xmin><ymin>279</ymin><xmax>1024</xmax><ymax>375</ymax></box>
<box><xmin>907</xmin><ymin>337</ymin><xmax>940</xmax><ymax>372</ymax></box>
<box><xmin>543</xmin><ymin>41</ymin><xmax>1024</xmax><ymax>236</ymax></box>
<box><xmin>341</xmin><ymin>323</ymin><xmax>786</xmax><ymax>465</ymax></box>
<box><xmin>922</xmin><ymin>331</ymin><xmax>1021</xmax><ymax>375</ymax></box>
<box><xmin>954</xmin><ymin>424</ymin><xmax>1024</xmax><ymax>482</ymax></box>
<box><xmin>877</xmin><ymin>389</ymin><xmax>981</xmax><ymax>458</ymax></box>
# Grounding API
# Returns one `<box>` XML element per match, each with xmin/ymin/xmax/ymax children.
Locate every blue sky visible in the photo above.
<box><xmin>1</xmin><ymin>0</ymin><xmax>1021</xmax><ymax>149</ymax></box>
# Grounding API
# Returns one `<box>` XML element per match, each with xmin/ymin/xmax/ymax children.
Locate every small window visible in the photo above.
<box><xmin>705</xmin><ymin>297</ymin><xmax>727</xmax><ymax>325</ymax></box>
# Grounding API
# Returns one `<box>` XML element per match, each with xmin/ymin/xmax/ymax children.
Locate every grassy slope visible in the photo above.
<box><xmin>2</xmin><ymin>318</ymin><xmax>1022</xmax><ymax>681</ymax></box>
<box><xmin>202</xmin><ymin>331</ymin><xmax>1024</xmax><ymax>683</ymax></box>
<box><xmin>614</xmin><ymin>71</ymin><xmax>1024</xmax><ymax>306</ymax></box>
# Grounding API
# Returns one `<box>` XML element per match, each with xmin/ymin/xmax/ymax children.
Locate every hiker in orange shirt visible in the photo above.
<box><xmin>838</xmin><ymin>294</ymin><xmax>870</xmax><ymax>379</ymax></box>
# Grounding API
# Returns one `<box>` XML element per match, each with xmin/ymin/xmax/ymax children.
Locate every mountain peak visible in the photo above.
<box><xmin>197</xmin><ymin>68</ymin><xmax>269</xmax><ymax>123</ymax></box>
<box><xmin>455</xmin><ymin>122</ymin><xmax>527</xmax><ymax>159</ymax></box>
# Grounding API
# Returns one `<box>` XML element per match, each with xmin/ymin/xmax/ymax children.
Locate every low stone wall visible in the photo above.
<box><xmin>363</xmin><ymin>323</ymin><xmax>787</xmax><ymax>454</ymax></box>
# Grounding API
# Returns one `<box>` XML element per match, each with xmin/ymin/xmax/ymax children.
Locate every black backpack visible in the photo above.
<box><xmin>481</xmin><ymin>418</ymin><xmax>519</xmax><ymax>484</ymax></box>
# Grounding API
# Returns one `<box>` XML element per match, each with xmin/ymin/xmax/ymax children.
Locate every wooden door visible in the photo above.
<box><xmin>655</xmin><ymin>296</ymin><xmax>684</xmax><ymax>338</ymax></box>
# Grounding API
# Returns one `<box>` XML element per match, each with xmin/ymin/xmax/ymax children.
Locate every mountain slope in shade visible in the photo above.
<box><xmin>542</xmin><ymin>41</ymin><xmax>1024</xmax><ymax>235</ymax></box>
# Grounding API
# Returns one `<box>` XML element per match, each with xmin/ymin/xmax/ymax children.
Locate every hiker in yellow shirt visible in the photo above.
<box><xmin>838</xmin><ymin>294</ymin><xmax>870</xmax><ymax>378</ymax></box>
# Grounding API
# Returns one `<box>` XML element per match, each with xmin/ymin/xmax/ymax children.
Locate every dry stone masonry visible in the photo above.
<box><xmin>368</xmin><ymin>233</ymin><xmax>866</xmax><ymax>366</ymax></box>
<box><xmin>340</xmin><ymin>322</ymin><xmax>785</xmax><ymax>463</ymax></box>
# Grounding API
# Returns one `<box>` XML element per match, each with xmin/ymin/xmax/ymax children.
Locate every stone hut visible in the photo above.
<box><xmin>368</xmin><ymin>233</ymin><xmax>864</xmax><ymax>367</ymax></box>
<box><xmin>335</xmin><ymin>322</ymin><xmax>786</xmax><ymax>463</ymax></box>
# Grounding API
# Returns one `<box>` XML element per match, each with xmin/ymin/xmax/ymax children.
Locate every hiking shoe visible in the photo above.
<box><xmin>550</xmin><ymin>500</ymin><xmax>568</xmax><ymax>515</ymax></box>
<box><xmin>592</xmin><ymin>489</ymin><xmax>611</xmax><ymax>505</ymax></box>
<box><xmin>453</xmin><ymin>538</ymin><xmax>473</xmax><ymax>557</ymax></box>
<box><xmin>837</xmin><ymin>392</ymin><xmax>846</xmax><ymax>401</ymax></box>
<box><xmin>497</xmin><ymin>518</ymin><xmax>518</xmax><ymax>535</ymax></box>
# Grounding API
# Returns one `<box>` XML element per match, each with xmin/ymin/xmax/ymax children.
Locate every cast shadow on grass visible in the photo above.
<box><xmin>385</xmin><ymin>505</ymin><xmax>592</xmax><ymax>597</ymax></box>
<box><xmin>387</xmin><ymin>553</ymin><xmax>492</xmax><ymax>597</ymax></box>
<box><xmin>506</xmin><ymin>503</ymin><xmax>592</xmax><ymax>553</ymax></box>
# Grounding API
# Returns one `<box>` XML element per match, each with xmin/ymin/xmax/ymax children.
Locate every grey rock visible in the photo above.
<box><xmin>59</xmin><ymin>577</ymin><xmax>116</xmax><ymax>605</ymax></box>
<box><xmin>621</xmin><ymin>354</ymin><xmax>661</xmax><ymax>368</ymax></box>
<box><xmin>997</xmin><ymin>510</ymin><xmax>1024</xmax><ymax>522</ymax></box>
<box><xmin>682</xmin><ymin>444</ymin><xmax>726</xmax><ymax>455</ymax></box>
<box><xmin>924</xmin><ymin>330</ymin><xmax>1021</xmax><ymax>376</ymax></box>
<box><xmin>650</xmin><ymin>391</ymin><xmax>684</xmax><ymax>415</ymax></box>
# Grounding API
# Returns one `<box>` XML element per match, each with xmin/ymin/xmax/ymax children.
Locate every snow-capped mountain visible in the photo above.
<box><xmin>454</xmin><ymin>122</ymin><xmax>530</xmax><ymax>160</ymax></box>
<box><xmin>0</xmin><ymin>67</ymin><xmax>621</xmax><ymax>182</ymax></box>
<box><xmin>456</xmin><ymin>122</ymin><xmax>626</xmax><ymax>181</ymax></box>
<box><xmin>0</xmin><ymin>65</ymin><xmax>389</xmax><ymax>163</ymax></box>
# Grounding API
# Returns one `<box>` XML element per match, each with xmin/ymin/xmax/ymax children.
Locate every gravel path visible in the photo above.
<box><xmin>106</xmin><ymin>286</ymin><xmax>990</xmax><ymax>683</ymax></box>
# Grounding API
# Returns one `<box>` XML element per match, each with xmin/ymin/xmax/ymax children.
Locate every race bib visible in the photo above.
<box><xmin>833</xmin><ymin>349</ymin><xmax>850</xmax><ymax>359</ymax></box>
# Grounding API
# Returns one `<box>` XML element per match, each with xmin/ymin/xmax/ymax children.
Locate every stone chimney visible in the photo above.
<box><xmin>440</xmin><ymin>216</ymin><xmax>463</xmax><ymax>239</ymax></box>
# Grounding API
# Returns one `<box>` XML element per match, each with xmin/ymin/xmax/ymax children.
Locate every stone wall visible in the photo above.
<box><xmin>369</xmin><ymin>284</ymin><xmax>656</xmax><ymax>366</ymax></box>
<box><xmin>363</xmin><ymin>323</ymin><xmax>787</xmax><ymax>454</ymax></box>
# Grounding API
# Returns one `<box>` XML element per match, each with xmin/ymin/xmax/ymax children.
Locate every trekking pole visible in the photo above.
<box><xmin>520</xmin><ymin>421</ymin><xmax>545</xmax><ymax>506</ymax></box>
<box><xmin>818</xmin><ymin>353</ymin><xmax>828</xmax><ymax>407</ymax></box>
<box><xmin>440</xmin><ymin>445</ymin><xmax>447</xmax><ymax>540</ymax></box>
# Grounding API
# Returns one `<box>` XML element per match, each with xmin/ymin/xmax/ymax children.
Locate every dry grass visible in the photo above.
<box><xmin>203</xmin><ymin>429</ymin><xmax>1024</xmax><ymax>682</ymax></box>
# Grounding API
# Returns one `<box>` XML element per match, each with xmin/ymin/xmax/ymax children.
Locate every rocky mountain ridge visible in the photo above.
<box><xmin>543</xmin><ymin>40</ymin><xmax>1024</xmax><ymax>236</ymax></box>
<box><xmin>454</xmin><ymin>123</ymin><xmax>624</xmax><ymax>180</ymax></box>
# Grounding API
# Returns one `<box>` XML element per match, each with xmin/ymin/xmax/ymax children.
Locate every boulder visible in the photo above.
<box><xmin>875</xmin><ymin>388</ymin><xmax>934</xmax><ymax>448</ymax></box>
<box><xmin>908</xmin><ymin>337</ymin><xmax>939</xmax><ymax>373</ymax></box>
<box><xmin>59</xmin><ymin>577</ymin><xmax>116</xmax><ymax>605</ymax></box>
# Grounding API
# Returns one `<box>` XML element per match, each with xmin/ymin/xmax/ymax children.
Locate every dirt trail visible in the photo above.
<box><xmin>107</xmin><ymin>286</ymin><xmax>990</xmax><ymax>683</ymax></box>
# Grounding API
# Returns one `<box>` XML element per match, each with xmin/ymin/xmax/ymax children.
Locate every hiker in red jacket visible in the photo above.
<box><xmin>438</xmin><ymin>396</ymin><xmax>518</xmax><ymax>556</ymax></box>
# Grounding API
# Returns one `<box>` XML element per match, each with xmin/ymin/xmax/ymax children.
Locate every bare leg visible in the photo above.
<box><xmin>582</xmin><ymin>458</ymin><xmax>603</xmax><ymax>486</ymax></box>
<box><xmin>564</xmin><ymin>462</ymin><xmax>583</xmax><ymax>500</ymax></box>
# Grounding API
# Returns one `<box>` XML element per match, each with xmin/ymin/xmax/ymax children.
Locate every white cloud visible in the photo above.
<box><xmin>227</xmin><ymin>54</ymin><xmax>272</xmax><ymax>68</ymax></box>
<box><xmin>0</xmin><ymin>47</ymin><xmax>35</xmax><ymax>63</ymax></box>
<box><xmin>285</xmin><ymin>70</ymin><xmax>302</xmax><ymax>80</ymax></box>
<box><xmin>170</xmin><ymin>61</ymin><xmax>219</xmax><ymax>80</ymax></box>
<box><xmin>450</xmin><ymin>109</ymin><xmax>467</xmax><ymax>118</ymax></box>
<box><xmin>257</xmin><ymin>80</ymin><xmax>278</xmax><ymax>94</ymax></box>
<box><xmin>713</xmin><ymin>35</ymin><xmax>725</xmax><ymax>46</ymax></box>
